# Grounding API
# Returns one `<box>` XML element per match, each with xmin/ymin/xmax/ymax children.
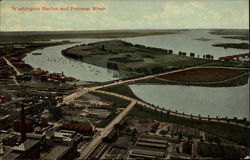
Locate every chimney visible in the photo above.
<box><xmin>20</xmin><ymin>104</ymin><xmax>26</xmax><ymax>143</ymax></box>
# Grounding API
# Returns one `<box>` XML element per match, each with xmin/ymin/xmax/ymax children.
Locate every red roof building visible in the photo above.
<box><xmin>22</xmin><ymin>97</ymin><xmax>33</xmax><ymax>103</ymax></box>
<box><xmin>0</xmin><ymin>70</ymin><xmax>10</xmax><ymax>77</ymax></box>
<box><xmin>0</xmin><ymin>96</ymin><xmax>5</xmax><ymax>104</ymax></box>
<box><xmin>32</xmin><ymin>69</ymin><xmax>48</xmax><ymax>76</ymax></box>
<box><xmin>14</xmin><ymin>120</ymin><xmax>34</xmax><ymax>133</ymax></box>
<box><xmin>59</xmin><ymin>123</ymin><xmax>93</xmax><ymax>136</ymax></box>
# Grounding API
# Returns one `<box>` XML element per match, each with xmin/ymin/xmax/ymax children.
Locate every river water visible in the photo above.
<box><xmin>129</xmin><ymin>82</ymin><xmax>249</xmax><ymax>120</ymax></box>
<box><xmin>52</xmin><ymin>29</ymin><xmax>248</xmax><ymax>59</ymax></box>
<box><xmin>24</xmin><ymin>42</ymin><xmax>121</xmax><ymax>82</ymax></box>
<box><xmin>23</xmin><ymin>29</ymin><xmax>249</xmax><ymax>119</ymax></box>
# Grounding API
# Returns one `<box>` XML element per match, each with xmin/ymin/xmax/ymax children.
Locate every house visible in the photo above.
<box><xmin>0</xmin><ymin>96</ymin><xmax>5</xmax><ymax>104</ymax></box>
<box><xmin>2</xmin><ymin>139</ymin><xmax>41</xmax><ymax>160</ymax></box>
<box><xmin>59</xmin><ymin>123</ymin><xmax>93</xmax><ymax>136</ymax></box>
<box><xmin>13</xmin><ymin>120</ymin><xmax>34</xmax><ymax>133</ymax></box>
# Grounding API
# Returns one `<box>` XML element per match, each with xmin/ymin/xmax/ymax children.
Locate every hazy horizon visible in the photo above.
<box><xmin>0</xmin><ymin>28</ymin><xmax>249</xmax><ymax>33</ymax></box>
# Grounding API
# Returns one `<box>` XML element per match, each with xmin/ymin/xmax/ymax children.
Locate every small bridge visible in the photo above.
<box><xmin>219</xmin><ymin>53</ymin><xmax>249</xmax><ymax>61</ymax></box>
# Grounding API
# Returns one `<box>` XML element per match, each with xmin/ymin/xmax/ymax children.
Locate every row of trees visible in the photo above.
<box><xmin>203</xmin><ymin>54</ymin><xmax>214</xmax><ymax>59</ymax></box>
<box><xmin>165</xmin><ymin>49</ymin><xmax>173</xmax><ymax>54</ymax></box>
<box><xmin>178</xmin><ymin>51</ymin><xmax>214</xmax><ymax>60</ymax></box>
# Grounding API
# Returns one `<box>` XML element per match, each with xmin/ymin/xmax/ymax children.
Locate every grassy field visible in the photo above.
<box><xmin>156</xmin><ymin>67</ymin><xmax>248</xmax><ymax>87</ymax></box>
<box><xmin>63</xmin><ymin>40</ymin><xmax>213</xmax><ymax>77</ymax></box>
<box><xmin>90</xmin><ymin>91</ymin><xmax>130</xmax><ymax>108</ymax></box>
<box><xmin>158</xmin><ymin>68</ymin><xmax>246</xmax><ymax>82</ymax></box>
<box><xmin>203</xmin><ymin>60</ymin><xmax>249</xmax><ymax>68</ymax></box>
<box><xmin>128</xmin><ymin>104</ymin><xmax>250</xmax><ymax>147</ymax></box>
<box><xmin>89</xmin><ymin>91</ymin><xmax>130</xmax><ymax>128</ymax></box>
<box><xmin>96</xmin><ymin>112</ymin><xmax>118</xmax><ymax>128</ymax></box>
<box><xmin>99</xmin><ymin>84</ymin><xmax>140</xmax><ymax>100</ymax></box>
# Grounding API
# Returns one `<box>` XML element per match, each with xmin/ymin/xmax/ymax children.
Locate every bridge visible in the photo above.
<box><xmin>219</xmin><ymin>53</ymin><xmax>249</xmax><ymax>61</ymax></box>
<box><xmin>56</xmin><ymin>66</ymin><xmax>249</xmax><ymax>159</ymax></box>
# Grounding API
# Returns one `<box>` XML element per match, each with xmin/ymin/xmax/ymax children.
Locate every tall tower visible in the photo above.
<box><xmin>20</xmin><ymin>104</ymin><xmax>26</xmax><ymax>143</ymax></box>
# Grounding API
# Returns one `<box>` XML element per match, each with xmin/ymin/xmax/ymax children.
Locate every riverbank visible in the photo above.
<box><xmin>213</xmin><ymin>43</ymin><xmax>249</xmax><ymax>49</ymax></box>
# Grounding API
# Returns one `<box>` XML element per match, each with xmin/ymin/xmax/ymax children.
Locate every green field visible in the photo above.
<box><xmin>63</xmin><ymin>40</ymin><xmax>213</xmax><ymax>77</ymax></box>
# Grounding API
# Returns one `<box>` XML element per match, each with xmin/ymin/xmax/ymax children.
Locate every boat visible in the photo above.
<box><xmin>32</xmin><ymin>52</ymin><xmax>42</xmax><ymax>55</ymax></box>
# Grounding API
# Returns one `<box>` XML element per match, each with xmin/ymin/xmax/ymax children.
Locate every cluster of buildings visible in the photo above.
<box><xmin>0</xmin><ymin>106</ymin><xmax>93</xmax><ymax>160</ymax></box>
<box><xmin>1</xmin><ymin>129</ymin><xmax>83</xmax><ymax>160</ymax></box>
<box><xmin>0</xmin><ymin>58</ymin><xmax>10</xmax><ymax>78</ymax></box>
<box><xmin>32</xmin><ymin>68</ymin><xmax>76</xmax><ymax>84</ymax></box>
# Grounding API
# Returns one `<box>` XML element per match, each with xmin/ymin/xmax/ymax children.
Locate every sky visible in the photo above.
<box><xmin>0</xmin><ymin>0</ymin><xmax>249</xmax><ymax>31</ymax></box>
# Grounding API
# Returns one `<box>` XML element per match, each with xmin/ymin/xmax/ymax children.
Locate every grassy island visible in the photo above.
<box><xmin>62</xmin><ymin>40</ymin><xmax>248</xmax><ymax>87</ymax></box>
<box><xmin>212</xmin><ymin>43</ymin><xmax>249</xmax><ymax>49</ymax></box>
<box><xmin>62</xmin><ymin>40</ymin><xmax>213</xmax><ymax>76</ymax></box>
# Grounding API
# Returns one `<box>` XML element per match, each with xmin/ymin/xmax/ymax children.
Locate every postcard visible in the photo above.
<box><xmin>0</xmin><ymin>0</ymin><xmax>249</xmax><ymax>159</ymax></box>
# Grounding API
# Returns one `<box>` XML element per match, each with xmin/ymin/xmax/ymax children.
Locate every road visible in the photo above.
<box><xmin>58</xmin><ymin>66</ymin><xmax>250</xmax><ymax>128</ymax></box>
<box><xmin>57</xmin><ymin>66</ymin><xmax>249</xmax><ymax>159</ymax></box>
<box><xmin>78</xmin><ymin>101</ymin><xmax>136</xmax><ymax>159</ymax></box>
<box><xmin>94</xmin><ymin>90</ymin><xmax>250</xmax><ymax>129</ymax></box>
<box><xmin>76</xmin><ymin>89</ymin><xmax>249</xmax><ymax>159</ymax></box>
<box><xmin>3</xmin><ymin>57</ymin><xmax>23</xmax><ymax>76</ymax></box>
<box><xmin>60</xmin><ymin>66</ymin><xmax>248</xmax><ymax>105</ymax></box>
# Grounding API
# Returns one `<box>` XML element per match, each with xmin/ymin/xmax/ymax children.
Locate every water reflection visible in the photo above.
<box><xmin>23</xmin><ymin>43</ymin><xmax>121</xmax><ymax>82</ymax></box>
<box><xmin>129</xmin><ymin>82</ymin><xmax>249</xmax><ymax>120</ymax></box>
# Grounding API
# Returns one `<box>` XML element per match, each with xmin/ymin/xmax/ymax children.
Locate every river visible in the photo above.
<box><xmin>129</xmin><ymin>82</ymin><xmax>249</xmax><ymax>120</ymax></box>
<box><xmin>24</xmin><ymin>42</ymin><xmax>121</xmax><ymax>82</ymax></box>
<box><xmin>23</xmin><ymin>29</ymin><xmax>249</xmax><ymax>119</ymax></box>
<box><xmin>52</xmin><ymin>29</ymin><xmax>248</xmax><ymax>59</ymax></box>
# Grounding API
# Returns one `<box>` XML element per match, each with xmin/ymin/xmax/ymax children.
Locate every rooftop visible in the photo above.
<box><xmin>41</xmin><ymin>145</ymin><xmax>69</xmax><ymax>160</ymax></box>
<box><xmin>131</xmin><ymin>148</ymin><xmax>165</xmax><ymax>158</ymax></box>
<box><xmin>1</xmin><ymin>152</ymin><xmax>20</xmax><ymax>160</ymax></box>
<box><xmin>12</xmin><ymin>139</ymin><xmax>40</xmax><ymax>152</ymax></box>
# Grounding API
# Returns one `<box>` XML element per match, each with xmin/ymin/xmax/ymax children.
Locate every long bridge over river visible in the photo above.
<box><xmin>55</xmin><ymin>66</ymin><xmax>249</xmax><ymax>159</ymax></box>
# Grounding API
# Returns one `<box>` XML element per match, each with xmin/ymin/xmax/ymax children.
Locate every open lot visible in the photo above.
<box><xmin>158</xmin><ymin>67</ymin><xmax>247</xmax><ymax>83</ymax></box>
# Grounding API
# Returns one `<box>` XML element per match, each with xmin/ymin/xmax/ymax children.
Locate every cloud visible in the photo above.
<box><xmin>143</xmin><ymin>1</ymin><xmax>248</xmax><ymax>29</ymax></box>
<box><xmin>0</xmin><ymin>0</ymin><xmax>248</xmax><ymax>31</ymax></box>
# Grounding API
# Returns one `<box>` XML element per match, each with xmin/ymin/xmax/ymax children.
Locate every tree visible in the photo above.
<box><xmin>49</xmin><ymin>107</ymin><xmax>63</xmax><ymax>121</ymax></box>
<box><xmin>169</xmin><ymin>50</ymin><xmax>173</xmax><ymax>54</ymax></box>
<box><xmin>125</xmin><ymin>128</ymin><xmax>131</xmax><ymax>135</ymax></box>
<box><xmin>190</xmin><ymin>53</ymin><xmax>195</xmax><ymax>57</ymax></box>
<box><xmin>159</xmin><ymin>129</ymin><xmax>168</xmax><ymax>135</ymax></box>
<box><xmin>101</xmin><ymin>45</ymin><xmax>105</xmax><ymax>50</ymax></box>
<box><xmin>216</xmin><ymin>116</ymin><xmax>219</xmax><ymax>122</ymax></box>
<box><xmin>214</xmin><ymin>137</ymin><xmax>221</xmax><ymax>144</ymax></box>
<box><xmin>131</xmin><ymin>128</ymin><xmax>138</xmax><ymax>136</ymax></box>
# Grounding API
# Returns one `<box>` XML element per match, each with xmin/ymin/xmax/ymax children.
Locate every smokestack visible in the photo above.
<box><xmin>20</xmin><ymin>104</ymin><xmax>26</xmax><ymax>143</ymax></box>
